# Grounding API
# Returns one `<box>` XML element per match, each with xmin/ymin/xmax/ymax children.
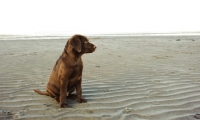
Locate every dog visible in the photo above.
<box><xmin>34</xmin><ymin>34</ymin><xmax>96</xmax><ymax>108</ymax></box>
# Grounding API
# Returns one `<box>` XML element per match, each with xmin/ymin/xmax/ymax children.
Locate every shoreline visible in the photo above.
<box><xmin>0</xmin><ymin>34</ymin><xmax>200</xmax><ymax>41</ymax></box>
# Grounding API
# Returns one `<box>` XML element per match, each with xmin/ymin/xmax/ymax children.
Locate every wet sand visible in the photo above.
<box><xmin>0</xmin><ymin>35</ymin><xmax>200</xmax><ymax>120</ymax></box>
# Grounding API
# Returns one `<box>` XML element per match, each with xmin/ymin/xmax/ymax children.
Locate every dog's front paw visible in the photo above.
<box><xmin>60</xmin><ymin>103</ymin><xmax>71</xmax><ymax>108</ymax></box>
<box><xmin>78</xmin><ymin>98</ymin><xmax>87</xmax><ymax>103</ymax></box>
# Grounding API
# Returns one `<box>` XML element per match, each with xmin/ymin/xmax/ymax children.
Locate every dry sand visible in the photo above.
<box><xmin>0</xmin><ymin>35</ymin><xmax>200</xmax><ymax>120</ymax></box>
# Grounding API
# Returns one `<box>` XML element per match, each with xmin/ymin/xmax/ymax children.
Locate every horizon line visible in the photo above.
<box><xmin>0</xmin><ymin>31</ymin><xmax>200</xmax><ymax>36</ymax></box>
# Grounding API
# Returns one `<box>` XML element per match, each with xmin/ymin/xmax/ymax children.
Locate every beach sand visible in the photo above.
<box><xmin>0</xmin><ymin>35</ymin><xmax>200</xmax><ymax>120</ymax></box>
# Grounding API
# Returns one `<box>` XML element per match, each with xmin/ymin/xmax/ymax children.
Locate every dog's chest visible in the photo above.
<box><xmin>68</xmin><ymin>58</ymin><xmax>83</xmax><ymax>81</ymax></box>
<box><xmin>69</xmin><ymin>65</ymin><xmax>82</xmax><ymax>80</ymax></box>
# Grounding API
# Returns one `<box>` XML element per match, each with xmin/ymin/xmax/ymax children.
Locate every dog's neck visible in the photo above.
<box><xmin>64</xmin><ymin>45</ymin><xmax>82</xmax><ymax>61</ymax></box>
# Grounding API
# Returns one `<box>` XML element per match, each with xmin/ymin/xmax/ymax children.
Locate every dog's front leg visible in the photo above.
<box><xmin>60</xmin><ymin>79</ymin><xmax>70</xmax><ymax>108</ymax></box>
<box><xmin>76</xmin><ymin>79</ymin><xmax>87</xmax><ymax>103</ymax></box>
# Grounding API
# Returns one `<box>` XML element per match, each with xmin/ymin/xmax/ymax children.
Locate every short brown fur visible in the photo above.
<box><xmin>34</xmin><ymin>34</ymin><xmax>96</xmax><ymax>108</ymax></box>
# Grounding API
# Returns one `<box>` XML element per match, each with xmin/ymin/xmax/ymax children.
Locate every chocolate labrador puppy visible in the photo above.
<box><xmin>34</xmin><ymin>34</ymin><xmax>96</xmax><ymax>108</ymax></box>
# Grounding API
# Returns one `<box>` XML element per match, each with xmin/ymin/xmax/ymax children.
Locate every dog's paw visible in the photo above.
<box><xmin>60</xmin><ymin>103</ymin><xmax>71</xmax><ymax>108</ymax></box>
<box><xmin>78</xmin><ymin>98</ymin><xmax>87</xmax><ymax>103</ymax></box>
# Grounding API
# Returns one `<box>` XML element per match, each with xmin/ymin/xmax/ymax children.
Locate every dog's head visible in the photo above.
<box><xmin>66</xmin><ymin>34</ymin><xmax>96</xmax><ymax>54</ymax></box>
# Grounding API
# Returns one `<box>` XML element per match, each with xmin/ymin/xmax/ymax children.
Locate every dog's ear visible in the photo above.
<box><xmin>69</xmin><ymin>36</ymin><xmax>82</xmax><ymax>52</ymax></box>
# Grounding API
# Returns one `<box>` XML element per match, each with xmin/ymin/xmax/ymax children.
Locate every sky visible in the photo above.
<box><xmin>0</xmin><ymin>0</ymin><xmax>200</xmax><ymax>35</ymax></box>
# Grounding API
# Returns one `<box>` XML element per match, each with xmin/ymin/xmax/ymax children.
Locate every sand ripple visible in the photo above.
<box><xmin>0</xmin><ymin>36</ymin><xmax>200</xmax><ymax>120</ymax></box>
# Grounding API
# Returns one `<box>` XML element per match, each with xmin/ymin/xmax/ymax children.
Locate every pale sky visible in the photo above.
<box><xmin>0</xmin><ymin>0</ymin><xmax>199</xmax><ymax>35</ymax></box>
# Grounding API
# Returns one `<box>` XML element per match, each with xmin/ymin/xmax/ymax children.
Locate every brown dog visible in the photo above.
<box><xmin>34</xmin><ymin>34</ymin><xmax>96</xmax><ymax>108</ymax></box>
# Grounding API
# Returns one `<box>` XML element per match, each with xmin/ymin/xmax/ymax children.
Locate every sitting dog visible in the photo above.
<box><xmin>34</xmin><ymin>34</ymin><xmax>96</xmax><ymax>108</ymax></box>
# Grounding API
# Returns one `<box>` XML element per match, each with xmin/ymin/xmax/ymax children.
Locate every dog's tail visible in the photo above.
<box><xmin>34</xmin><ymin>89</ymin><xmax>49</xmax><ymax>96</ymax></box>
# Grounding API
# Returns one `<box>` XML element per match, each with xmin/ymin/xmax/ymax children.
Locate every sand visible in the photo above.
<box><xmin>0</xmin><ymin>35</ymin><xmax>200</xmax><ymax>120</ymax></box>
